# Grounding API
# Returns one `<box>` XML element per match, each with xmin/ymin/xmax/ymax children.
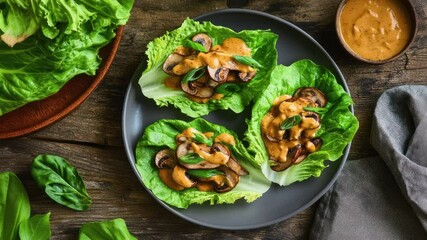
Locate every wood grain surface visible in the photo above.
<box><xmin>1</xmin><ymin>0</ymin><xmax>426</xmax><ymax>239</ymax></box>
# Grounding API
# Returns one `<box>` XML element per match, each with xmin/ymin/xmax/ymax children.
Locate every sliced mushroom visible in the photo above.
<box><xmin>214</xmin><ymin>166</ymin><xmax>240</xmax><ymax>193</ymax></box>
<box><xmin>271</xmin><ymin>145</ymin><xmax>302</xmax><ymax>171</ymax></box>
<box><xmin>301</xmin><ymin>112</ymin><xmax>321</xmax><ymax>129</ymax></box>
<box><xmin>293</xmin><ymin>154</ymin><xmax>307</xmax><ymax>164</ymax></box>
<box><xmin>176</xmin><ymin>142</ymin><xmax>190</xmax><ymax>159</ymax></box>
<box><xmin>155</xmin><ymin>149</ymin><xmax>177</xmax><ymax>169</ymax></box>
<box><xmin>226</xmin><ymin>157</ymin><xmax>248</xmax><ymax>176</ymax></box>
<box><xmin>158</xmin><ymin>169</ymin><xmax>185</xmax><ymax>191</ymax></box>
<box><xmin>181</xmin><ymin>161</ymin><xmax>220</xmax><ymax>169</ymax></box>
<box><xmin>295</xmin><ymin>138</ymin><xmax>323</xmax><ymax>164</ymax></box>
<box><xmin>311</xmin><ymin>138</ymin><xmax>323</xmax><ymax>151</ymax></box>
<box><xmin>301</xmin><ymin>112</ymin><xmax>321</xmax><ymax>122</ymax></box>
<box><xmin>209</xmin><ymin>142</ymin><xmax>231</xmax><ymax>164</ymax></box>
<box><xmin>195</xmin><ymin>182</ymin><xmax>215</xmax><ymax>192</ymax></box>
<box><xmin>264</xmin><ymin>133</ymin><xmax>280</xmax><ymax>142</ymax></box>
<box><xmin>196</xmin><ymin>86</ymin><xmax>215</xmax><ymax>98</ymax></box>
<box><xmin>191</xmin><ymin>33</ymin><xmax>212</xmax><ymax>52</ymax></box>
<box><xmin>163</xmin><ymin>53</ymin><xmax>184</xmax><ymax>75</ymax></box>
<box><xmin>195</xmin><ymin>173</ymin><xmax>226</xmax><ymax>187</ymax></box>
<box><xmin>238</xmin><ymin>70</ymin><xmax>256</xmax><ymax>82</ymax></box>
<box><xmin>207</xmin><ymin>66</ymin><xmax>229</xmax><ymax>83</ymax></box>
<box><xmin>171</xmin><ymin>165</ymin><xmax>196</xmax><ymax>188</ymax></box>
<box><xmin>192</xmin><ymin>142</ymin><xmax>230</xmax><ymax>165</ymax></box>
<box><xmin>207</xmin><ymin>78</ymin><xmax>220</xmax><ymax>88</ymax></box>
<box><xmin>176</xmin><ymin>142</ymin><xmax>220</xmax><ymax>169</ymax></box>
<box><xmin>293</xmin><ymin>87</ymin><xmax>327</xmax><ymax>107</ymax></box>
<box><xmin>181</xmin><ymin>81</ymin><xmax>214</xmax><ymax>98</ymax></box>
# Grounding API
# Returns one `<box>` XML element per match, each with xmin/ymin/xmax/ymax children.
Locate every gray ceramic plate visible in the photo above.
<box><xmin>122</xmin><ymin>9</ymin><xmax>352</xmax><ymax>230</ymax></box>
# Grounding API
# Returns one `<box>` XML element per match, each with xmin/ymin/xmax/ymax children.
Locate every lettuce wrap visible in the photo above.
<box><xmin>0</xmin><ymin>0</ymin><xmax>133</xmax><ymax>116</ymax></box>
<box><xmin>245</xmin><ymin>60</ymin><xmax>359</xmax><ymax>186</ymax></box>
<box><xmin>138</xmin><ymin>18</ymin><xmax>278</xmax><ymax>118</ymax></box>
<box><xmin>135</xmin><ymin>118</ymin><xmax>271</xmax><ymax>209</ymax></box>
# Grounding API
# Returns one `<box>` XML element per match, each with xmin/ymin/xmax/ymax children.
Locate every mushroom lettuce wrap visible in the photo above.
<box><xmin>135</xmin><ymin>118</ymin><xmax>271</xmax><ymax>209</ymax></box>
<box><xmin>138</xmin><ymin>18</ymin><xmax>278</xmax><ymax>117</ymax></box>
<box><xmin>245</xmin><ymin>60</ymin><xmax>359</xmax><ymax>186</ymax></box>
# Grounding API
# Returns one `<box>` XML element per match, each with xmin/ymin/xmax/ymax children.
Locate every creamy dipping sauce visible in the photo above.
<box><xmin>338</xmin><ymin>0</ymin><xmax>413</xmax><ymax>61</ymax></box>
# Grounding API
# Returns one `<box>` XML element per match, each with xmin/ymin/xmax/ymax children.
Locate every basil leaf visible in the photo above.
<box><xmin>303</xmin><ymin>106</ymin><xmax>328</xmax><ymax>116</ymax></box>
<box><xmin>233</xmin><ymin>55</ymin><xmax>263</xmax><ymax>68</ymax></box>
<box><xmin>215</xmin><ymin>83</ymin><xmax>242</xmax><ymax>94</ymax></box>
<box><xmin>279</xmin><ymin>115</ymin><xmax>302</xmax><ymax>130</ymax></box>
<box><xmin>31</xmin><ymin>154</ymin><xmax>92</xmax><ymax>211</ymax></box>
<box><xmin>187</xmin><ymin>169</ymin><xmax>224</xmax><ymax>179</ymax></box>
<box><xmin>0</xmin><ymin>172</ymin><xmax>30</xmax><ymax>240</ymax></box>
<box><xmin>19</xmin><ymin>212</ymin><xmax>51</xmax><ymax>240</ymax></box>
<box><xmin>78</xmin><ymin>218</ymin><xmax>137</xmax><ymax>240</ymax></box>
<box><xmin>192</xmin><ymin>133</ymin><xmax>213</xmax><ymax>145</ymax></box>
<box><xmin>183</xmin><ymin>39</ymin><xmax>207</xmax><ymax>53</ymax></box>
<box><xmin>179</xmin><ymin>152</ymin><xmax>204</xmax><ymax>164</ymax></box>
<box><xmin>182</xmin><ymin>66</ymin><xmax>206</xmax><ymax>83</ymax></box>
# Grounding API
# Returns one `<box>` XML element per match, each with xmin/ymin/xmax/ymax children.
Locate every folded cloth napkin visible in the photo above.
<box><xmin>310</xmin><ymin>85</ymin><xmax>427</xmax><ymax>239</ymax></box>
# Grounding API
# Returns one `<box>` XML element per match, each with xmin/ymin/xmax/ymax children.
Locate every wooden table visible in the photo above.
<box><xmin>1</xmin><ymin>0</ymin><xmax>426</xmax><ymax>239</ymax></box>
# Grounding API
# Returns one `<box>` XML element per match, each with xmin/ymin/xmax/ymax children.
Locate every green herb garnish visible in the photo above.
<box><xmin>184</xmin><ymin>39</ymin><xmax>208</xmax><ymax>53</ymax></box>
<box><xmin>233</xmin><ymin>55</ymin><xmax>262</xmax><ymax>68</ymax></box>
<box><xmin>187</xmin><ymin>169</ymin><xmax>224</xmax><ymax>179</ymax></box>
<box><xmin>193</xmin><ymin>133</ymin><xmax>213</xmax><ymax>145</ymax></box>
<box><xmin>279</xmin><ymin>115</ymin><xmax>302</xmax><ymax>130</ymax></box>
<box><xmin>179</xmin><ymin>152</ymin><xmax>204</xmax><ymax>164</ymax></box>
<box><xmin>31</xmin><ymin>154</ymin><xmax>92</xmax><ymax>211</ymax></box>
<box><xmin>182</xmin><ymin>66</ymin><xmax>206</xmax><ymax>83</ymax></box>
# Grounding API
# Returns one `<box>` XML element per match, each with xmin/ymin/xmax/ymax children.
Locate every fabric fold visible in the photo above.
<box><xmin>310</xmin><ymin>85</ymin><xmax>427</xmax><ymax>239</ymax></box>
<box><xmin>371</xmin><ymin>85</ymin><xmax>427</xmax><ymax>230</ymax></box>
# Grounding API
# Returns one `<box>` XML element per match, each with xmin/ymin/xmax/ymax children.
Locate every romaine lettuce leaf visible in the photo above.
<box><xmin>0</xmin><ymin>0</ymin><xmax>133</xmax><ymax>116</ymax></box>
<box><xmin>138</xmin><ymin>18</ymin><xmax>278</xmax><ymax>118</ymax></box>
<box><xmin>245</xmin><ymin>60</ymin><xmax>359</xmax><ymax>186</ymax></box>
<box><xmin>135</xmin><ymin>118</ymin><xmax>271</xmax><ymax>209</ymax></box>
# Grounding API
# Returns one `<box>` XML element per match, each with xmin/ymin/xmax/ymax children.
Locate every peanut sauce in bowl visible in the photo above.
<box><xmin>336</xmin><ymin>0</ymin><xmax>417</xmax><ymax>63</ymax></box>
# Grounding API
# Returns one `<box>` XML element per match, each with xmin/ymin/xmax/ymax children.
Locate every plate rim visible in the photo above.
<box><xmin>122</xmin><ymin>8</ymin><xmax>353</xmax><ymax>230</ymax></box>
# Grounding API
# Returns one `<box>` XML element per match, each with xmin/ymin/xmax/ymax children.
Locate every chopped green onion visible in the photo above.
<box><xmin>187</xmin><ymin>169</ymin><xmax>224</xmax><ymax>179</ymax></box>
<box><xmin>182</xmin><ymin>66</ymin><xmax>206</xmax><ymax>83</ymax></box>
<box><xmin>279</xmin><ymin>115</ymin><xmax>302</xmax><ymax>130</ymax></box>
<box><xmin>183</xmin><ymin>39</ymin><xmax>208</xmax><ymax>53</ymax></box>
<box><xmin>179</xmin><ymin>153</ymin><xmax>204</xmax><ymax>164</ymax></box>
<box><xmin>193</xmin><ymin>133</ymin><xmax>213</xmax><ymax>146</ymax></box>
<box><xmin>233</xmin><ymin>55</ymin><xmax>262</xmax><ymax>68</ymax></box>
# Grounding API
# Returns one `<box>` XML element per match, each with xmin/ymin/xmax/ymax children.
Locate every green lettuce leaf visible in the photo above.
<box><xmin>138</xmin><ymin>18</ymin><xmax>278</xmax><ymax>118</ymax></box>
<box><xmin>245</xmin><ymin>60</ymin><xmax>359</xmax><ymax>186</ymax></box>
<box><xmin>79</xmin><ymin>218</ymin><xmax>136</xmax><ymax>240</ymax></box>
<box><xmin>18</xmin><ymin>212</ymin><xmax>51</xmax><ymax>240</ymax></box>
<box><xmin>0</xmin><ymin>172</ymin><xmax>31</xmax><ymax>240</ymax></box>
<box><xmin>31</xmin><ymin>154</ymin><xmax>92</xmax><ymax>211</ymax></box>
<box><xmin>0</xmin><ymin>0</ymin><xmax>133</xmax><ymax>116</ymax></box>
<box><xmin>135</xmin><ymin>118</ymin><xmax>271</xmax><ymax>209</ymax></box>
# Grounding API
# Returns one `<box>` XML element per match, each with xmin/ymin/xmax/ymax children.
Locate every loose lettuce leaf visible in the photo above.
<box><xmin>135</xmin><ymin>118</ymin><xmax>271</xmax><ymax>209</ymax></box>
<box><xmin>0</xmin><ymin>172</ymin><xmax>31</xmax><ymax>240</ymax></box>
<box><xmin>18</xmin><ymin>212</ymin><xmax>51</xmax><ymax>240</ymax></box>
<box><xmin>138</xmin><ymin>18</ymin><xmax>278</xmax><ymax>118</ymax></box>
<box><xmin>245</xmin><ymin>60</ymin><xmax>359</xmax><ymax>186</ymax></box>
<box><xmin>79</xmin><ymin>218</ymin><xmax>136</xmax><ymax>240</ymax></box>
<box><xmin>0</xmin><ymin>0</ymin><xmax>133</xmax><ymax>116</ymax></box>
<box><xmin>31</xmin><ymin>154</ymin><xmax>92</xmax><ymax>211</ymax></box>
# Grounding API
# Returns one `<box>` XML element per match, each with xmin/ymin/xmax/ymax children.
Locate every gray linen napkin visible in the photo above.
<box><xmin>310</xmin><ymin>85</ymin><xmax>427</xmax><ymax>239</ymax></box>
